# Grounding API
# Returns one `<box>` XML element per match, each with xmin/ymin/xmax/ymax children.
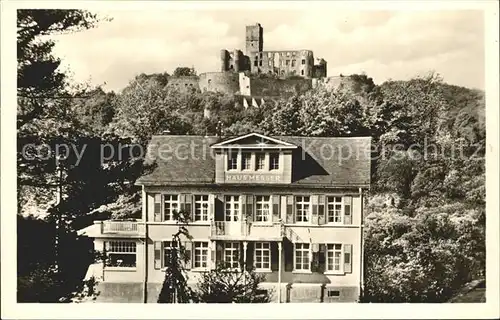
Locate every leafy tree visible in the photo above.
<box><xmin>194</xmin><ymin>265</ymin><xmax>272</xmax><ymax>303</ymax></box>
<box><xmin>173</xmin><ymin>67</ymin><xmax>197</xmax><ymax>77</ymax></box>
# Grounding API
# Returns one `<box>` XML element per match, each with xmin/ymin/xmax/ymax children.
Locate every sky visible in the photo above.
<box><xmin>51</xmin><ymin>9</ymin><xmax>485</xmax><ymax>92</ymax></box>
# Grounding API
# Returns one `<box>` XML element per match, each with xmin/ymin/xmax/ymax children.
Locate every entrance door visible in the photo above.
<box><xmin>224</xmin><ymin>195</ymin><xmax>241</xmax><ymax>236</ymax></box>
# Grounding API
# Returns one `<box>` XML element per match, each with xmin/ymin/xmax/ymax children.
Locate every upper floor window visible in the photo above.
<box><xmin>228</xmin><ymin>152</ymin><xmax>238</xmax><ymax>170</ymax></box>
<box><xmin>269</xmin><ymin>153</ymin><xmax>280</xmax><ymax>170</ymax></box>
<box><xmin>301</xmin><ymin>59</ymin><xmax>306</xmax><ymax>65</ymax></box>
<box><xmin>105</xmin><ymin>241</ymin><xmax>136</xmax><ymax>268</ymax></box>
<box><xmin>291</xmin><ymin>60</ymin><xmax>296</xmax><ymax>67</ymax></box>
<box><xmin>254</xmin><ymin>60</ymin><xmax>258</xmax><ymax>67</ymax></box>
<box><xmin>255</xmin><ymin>153</ymin><xmax>265</xmax><ymax>170</ymax></box>
<box><xmin>327</xmin><ymin>196</ymin><xmax>342</xmax><ymax>223</ymax></box>
<box><xmin>255</xmin><ymin>195</ymin><xmax>271</xmax><ymax>222</ymax></box>
<box><xmin>295</xmin><ymin>196</ymin><xmax>310</xmax><ymax>223</ymax></box>
<box><xmin>194</xmin><ymin>195</ymin><xmax>209</xmax><ymax>221</ymax></box>
<box><xmin>164</xmin><ymin>195</ymin><xmax>179</xmax><ymax>221</ymax></box>
<box><xmin>286</xmin><ymin>60</ymin><xmax>290</xmax><ymax>66</ymax></box>
<box><xmin>241</xmin><ymin>153</ymin><xmax>251</xmax><ymax>170</ymax></box>
<box><xmin>224</xmin><ymin>195</ymin><xmax>240</xmax><ymax>221</ymax></box>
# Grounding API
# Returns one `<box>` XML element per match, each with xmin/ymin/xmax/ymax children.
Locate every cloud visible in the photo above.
<box><xmin>51</xmin><ymin>9</ymin><xmax>484</xmax><ymax>91</ymax></box>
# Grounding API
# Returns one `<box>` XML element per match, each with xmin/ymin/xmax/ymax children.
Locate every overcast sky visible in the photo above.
<box><xmin>51</xmin><ymin>9</ymin><xmax>484</xmax><ymax>92</ymax></box>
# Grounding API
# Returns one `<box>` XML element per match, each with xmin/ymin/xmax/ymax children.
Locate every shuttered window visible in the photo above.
<box><xmin>164</xmin><ymin>195</ymin><xmax>179</xmax><ymax>221</ymax></box>
<box><xmin>326</xmin><ymin>244</ymin><xmax>342</xmax><ymax>272</ymax></box>
<box><xmin>327</xmin><ymin>196</ymin><xmax>342</xmax><ymax>223</ymax></box>
<box><xmin>294</xmin><ymin>243</ymin><xmax>310</xmax><ymax>271</ymax></box>
<box><xmin>194</xmin><ymin>242</ymin><xmax>209</xmax><ymax>269</ymax></box>
<box><xmin>255</xmin><ymin>196</ymin><xmax>271</xmax><ymax>222</ymax></box>
<box><xmin>295</xmin><ymin>196</ymin><xmax>310</xmax><ymax>223</ymax></box>
<box><xmin>223</xmin><ymin>242</ymin><xmax>240</xmax><ymax>269</ymax></box>
<box><xmin>194</xmin><ymin>195</ymin><xmax>209</xmax><ymax>221</ymax></box>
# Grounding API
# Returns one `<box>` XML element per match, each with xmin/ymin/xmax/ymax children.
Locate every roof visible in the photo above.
<box><xmin>136</xmin><ymin>133</ymin><xmax>371</xmax><ymax>188</ymax></box>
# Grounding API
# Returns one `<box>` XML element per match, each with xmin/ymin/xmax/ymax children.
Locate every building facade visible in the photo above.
<box><xmin>79</xmin><ymin>133</ymin><xmax>371</xmax><ymax>303</ymax></box>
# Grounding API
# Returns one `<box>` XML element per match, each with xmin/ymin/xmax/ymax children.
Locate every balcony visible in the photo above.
<box><xmin>210</xmin><ymin>219</ymin><xmax>285</xmax><ymax>241</ymax></box>
<box><xmin>98</xmin><ymin>220</ymin><xmax>145</xmax><ymax>237</ymax></box>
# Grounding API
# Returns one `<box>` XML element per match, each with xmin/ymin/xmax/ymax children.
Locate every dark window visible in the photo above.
<box><xmin>259</xmin><ymin>61</ymin><xmax>262</xmax><ymax>66</ymax></box>
<box><xmin>327</xmin><ymin>290</ymin><xmax>340</xmax><ymax>297</ymax></box>
<box><xmin>254</xmin><ymin>60</ymin><xmax>258</xmax><ymax>67</ymax></box>
<box><xmin>301</xmin><ymin>59</ymin><xmax>306</xmax><ymax>65</ymax></box>
<box><xmin>291</xmin><ymin>60</ymin><xmax>296</xmax><ymax>67</ymax></box>
<box><xmin>301</xmin><ymin>70</ymin><xmax>304</xmax><ymax>76</ymax></box>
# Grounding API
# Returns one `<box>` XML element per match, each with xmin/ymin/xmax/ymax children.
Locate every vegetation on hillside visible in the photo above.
<box><xmin>17</xmin><ymin>10</ymin><xmax>485</xmax><ymax>303</ymax></box>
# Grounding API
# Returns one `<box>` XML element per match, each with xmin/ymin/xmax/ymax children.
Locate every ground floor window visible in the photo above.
<box><xmin>194</xmin><ymin>241</ymin><xmax>209</xmax><ymax>269</ymax></box>
<box><xmin>223</xmin><ymin>242</ymin><xmax>240</xmax><ymax>269</ymax></box>
<box><xmin>294</xmin><ymin>243</ymin><xmax>310</xmax><ymax>271</ymax></box>
<box><xmin>254</xmin><ymin>242</ymin><xmax>271</xmax><ymax>270</ymax></box>
<box><xmin>326</xmin><ymin>243</ymin><xmax>342</xmax><ymax>272</ymax></box>
<box><xmin>105</xmin><ymin>240</ymin><xmax>136</xmax><ymax>268</ymax></box>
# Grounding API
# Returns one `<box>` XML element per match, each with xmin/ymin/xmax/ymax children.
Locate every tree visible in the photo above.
<box><xmin>157</xmin><ymin>210</ymin><xmax>195</xmax><ymax>303</ymax></box>
<box><xmin>194</xmin><ymin>265</ymin><xmax>272</xmax><ymax>303</ymax></box>
<box><xmin>173</xmin><ymin>67</ymin><xmax>197</xmax><ymax>77</ymax></box>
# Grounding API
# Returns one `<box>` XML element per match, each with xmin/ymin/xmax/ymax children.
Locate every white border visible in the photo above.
<box><xmin>2</xmin><ymin>1</ymin><xmax>499</xmax><ymax>319</ymax></box>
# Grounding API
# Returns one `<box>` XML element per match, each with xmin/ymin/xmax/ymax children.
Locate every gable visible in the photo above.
<box><xmin>211</xmin><ymin>133</ymin><xmax>297</xmax><ymax>149</ymax></box>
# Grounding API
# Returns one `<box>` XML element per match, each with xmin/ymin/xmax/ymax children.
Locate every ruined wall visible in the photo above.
<box><xmin>166</xmin><ymin>76</ymin><xmax>200</xmax><ymax>92</ymax></box>
<box><xmin>313</xmin><ymin>76</ymin><xmax>356</xmax><ymax>91</ymax></box>
<box><xmin>198</xmin><ymin>72</ymin><xmax>240</xmax><ymax>95</ymax></box>
<box><xmin>249</xmin><ymin>77</ymin><xmax>313</xmax><ymax>97</ymax></box>
<box><xmin>249</xmin><ymin>50</ymin><xmax>315</xmax><ymax>78</ymax></box>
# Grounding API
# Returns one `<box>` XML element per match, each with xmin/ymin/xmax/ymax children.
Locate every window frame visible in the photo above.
<box><xmin>254</xmin><ymin>242</ymin><xmax>271</xmax><ymax>271</ymax></box>
<box><xmin>293</xmin><ymin>242</ymin><xmax>311</xmax><ymax>273</ymax></box>
<box><xmin>193</xmin><ymin>241</ymin><xmax>209</xmax><ymax>270</ymax></box>
<box><xmin>255</xmin><ymin>153</ymin><xmax>266</xmax><ymax>171</ymax></box>
<box><xmin>295</xmin><ymin>196</ymin><xmax>311</xmax><ymax>223</ymax></box>
<box><xmin>255</xmin><ymin>195</ymin><xmax>271</xmax><ymax>223</ymax></box>
<box><xmin>241</xmin><ymin>152</ymin><xmax>252</xmax><ymax>171</ymax></box>
<box><xmin>162</xmin><ymin>240</ymin><xmax>180</xmax><ymax>268</ymax></box>
<box><xmin>163</xmin><ymin>194</ymin><xmax>179</xmax><ymax>221</ymax></box>
<box><xmin>224</xmin><ymin>195</ymin><xmax>240</xmax><ymax>222</ymax></box>
<box><xmin>269</xmin><ymin>153</ymin><xmax>280</xmax><ymax>170</ymax></box>
<box><xmin>223</xmin><ymin>242</ymin><xmax>240</xmax><ymax>270</ymax></box>
<box><xmin>194</xmin><ymin>195</ymin><xmax>209</xmax><ymax>222</ymax></box>
<box><xmin>326</xmin><ymin>243</ymin><xmax>343</xmax><ymax>274</ymax></box>
<box><xmin>104</xmin><ymin>240</ymin><xmax>137</xmax><ymax>269</ymax></box>
<box><xmin>326</xmin><ymin>196</ymin><xmax>343</xmax><ymax>224</ymax></box>
<box><xmin>227</xmin><ymin>152</ymin><xmax>238</xmax><ymax>171</ymax></box>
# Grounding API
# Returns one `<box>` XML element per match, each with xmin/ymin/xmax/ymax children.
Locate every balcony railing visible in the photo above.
<box><xmin>210</xmin><ymin>219</ymin><xmax>285</xmax><ymax>239</ymax></box>
<box><xmin>100</xmin><ymin>220</ymin><xmax>143</xmax><ymax>234</ymax></box>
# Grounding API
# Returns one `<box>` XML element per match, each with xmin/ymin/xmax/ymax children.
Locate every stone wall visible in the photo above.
<box><xmin>166</xmin><ymin>76</ymin><xmax>200</xmax><ymax>92</ymax></box>
<box><xmin>249</xmin><ymin>77</ymin><xmax>313</xmax><ymax>97</ymax></box>
<box><xmin>199</xmin><ymin>72</ymin><xmax>240</xmax><ymax>95</ymax></box>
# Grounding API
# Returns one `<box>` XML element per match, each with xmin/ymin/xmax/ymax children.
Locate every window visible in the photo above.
<box><xmin>295</xmin><ymin>243</ymin><xmax>310</xmax><ymax>271</ymax></box>
<box><xmin>268</xmin><ymin>60</ymin><xmax>272</xmax><ymax>67</ymax></box>
<box><xmin>254</xmin><ymin>242</ymin><xmax>271</xmax><ymax>270</ymax></box>
<box><xmin>241</xmin><ymin>153</ymin><xmax>251</xmax><ymax>170</ymax></box>
<box><xmin>301</xmin><ymin>59</ymin><xmax>306</xmax><ymax>65</ymax></box>
<box><xmin>269</xmin><ymin>153</ymin><xmax>279</xmax><ymax>170</ymax></box>
<box><xmin>105</xmin><ymin>241</ymin><xmax>136</xmax><ymax>268</ymax></box>
<box><xmin>163</xmin><ymin>241</ymin><xmax>179</xmax><ymax>267</ymax></box>
<box><xmin>295</xmin><ymin>196</ymin><xmax>310</xmax><ymax>222</ymax></box>
<box><xmin>254</xmin><ymin>60</ymin><xmax>258</xmax><ymax>67</ymax></box>
<box><xmin>255</xmin><ymin>196</ymin><xmax>271</xmax><ymax>222</ymax></box>
<box><xmin>327</xmin><ymin>244</ymin><xmax>342</xmax><ymax>272</ymax></box>
<box><xmin>327</xmin><ymin>290</ymin><xmax>340</xmax><ymax>297</ymax></box>
<box><xmin>327</xmin><ymin>196</ymin><xmax>342</xmax><ymax>223</ymax></box>
<box><xmin>223</xmin><ymin>242</ymin><xmax>240</xmax><ymax>269</ymax></box>
<box><xmin>286</xmin><ymin>52</ymin><xmax>290</xmax><ymax>57</ymax></box>
<box><xmin>291</xmin><ymin>60</ymin><xmax>296</xmax><ymax>67</ymax></box>
<box><xmin>259</xmin><ymin>61</ymin><xmax>262</xmax><ymax>67</ymax></box>
<box><xmin>224</xmin><ymin>195</ymin><xmax>240</xmax><ymax>221</ymax></box>
<box><xmin>164</xmin><ymin>195</ymin><xmax>179</xmax><ymax>221</ymax></box>
<box><xmin>194</xmin><ymin>242</ymin><xmax>209</xmax><ymax>269</ymax></box>
<box><xmin>301</xmin><ymin>70</ymin><xmax>304</xmax><ymax>76</ymax></box>
<box><xmin>255</xmin><ymin>153</ymin><xmax>265</xmax><ymax>170</ymax></box>
<box><xmin>194</xmin><ymin>195</ymin><xmax>209</xmax><ymax>221</ymax></box>
<box><xmin>286</xmin><ymin>60</ymin><xmax>290</xmax><ymax>66</ymax></box>
<box><xmin>228</xmin><ymin>152</ymin><xmax>237</xmax><ymax>170</ymax></box>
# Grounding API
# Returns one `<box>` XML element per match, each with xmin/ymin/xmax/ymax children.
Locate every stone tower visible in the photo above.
<box><xmin>246</xmin><ymin>23</ymin><xmax>263</xmax><ymax>55</ymax></box>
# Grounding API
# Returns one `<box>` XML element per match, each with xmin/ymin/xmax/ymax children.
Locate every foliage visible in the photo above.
<box><xmin>194</xmin><ymin>265</ymin><xmax>272</xmax><ymax>303</ymax></box>
<box><xmin>157</xmin><ymin>210</ymin><xmax>195</xmax><ymax>303</ymax></box>
<box><xmin>173</xmin><ymin>67</ymin><xmax>197</xmax><ymax>77</ymax></box>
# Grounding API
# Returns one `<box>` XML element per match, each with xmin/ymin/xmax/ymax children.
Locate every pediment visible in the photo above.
<box><xmin>211</xmin><ymin>133</ymin><xmax>297</xmax><ymax>149</ymax></box>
